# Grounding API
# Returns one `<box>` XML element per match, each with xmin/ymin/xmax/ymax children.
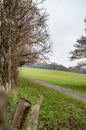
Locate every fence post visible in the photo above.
<box><xmin>12</xmin><ymin>98</ymin><xmax>31</xmax><ymax>130</ymax></box>
<box><xmin>0</xmin><ymin>90</ymin><xmax>8</xmax><ymax>124</ymax></box>
<box><xmin>28</xmin><ymin>96</ymin><xmax>43</xmax><ymax>130</ymax></box>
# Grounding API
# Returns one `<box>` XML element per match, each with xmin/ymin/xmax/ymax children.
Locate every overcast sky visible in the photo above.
<box><xmin>43</xmin><ymin>0</ymin><xmax>86</xmax><ymax>67</ymax></box>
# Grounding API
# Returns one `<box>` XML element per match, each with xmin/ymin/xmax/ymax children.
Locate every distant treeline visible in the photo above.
<box><xmin>29</xmin><ymin>63</ymin><xmax>86</xmax><ymax>74</ymax></box>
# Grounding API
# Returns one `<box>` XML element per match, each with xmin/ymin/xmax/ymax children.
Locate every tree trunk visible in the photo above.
<box><xmin>7</xmin><ymin>34</ymin><xmax>12</xmax><ymax>91</ymax></box>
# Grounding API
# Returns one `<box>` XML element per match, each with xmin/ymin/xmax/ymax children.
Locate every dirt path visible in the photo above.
<box><xmin>32</xmin><ymin>79</ymin><xmax>86</xmax><ymax>103</ymax></box>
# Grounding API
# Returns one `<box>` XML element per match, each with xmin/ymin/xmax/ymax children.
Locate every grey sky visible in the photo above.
<box><xmin>44</xmin><ymin>0</ymin><xmax>86</xmax><ymax>67</ymax></box>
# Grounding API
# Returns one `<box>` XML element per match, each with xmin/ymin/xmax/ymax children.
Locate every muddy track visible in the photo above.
<box><xmin>22</xmin><ymin>75</ymin><xmax>86</xmax><ymax>102</ymax></box>
<box><xmin>32</xmin><ymin>79</ymin><xmax>86</xmax><ymax>103</ymax></box>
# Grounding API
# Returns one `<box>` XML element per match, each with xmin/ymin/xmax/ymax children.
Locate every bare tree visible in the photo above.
<box><xmin>0</xmin><ymin>0</ymin><xmax>51</xmax><ymax>90</ymax></box>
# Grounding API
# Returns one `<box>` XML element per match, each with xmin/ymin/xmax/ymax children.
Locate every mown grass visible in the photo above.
<box><xmin>8</xmin><ymin>76</ymin><xmax>86</xmax><ymax>130</ymax></box>
<box><xmin>20</xmin><ymin>67</ymin><xmax>86</xmax><ymax>94</ymax></box>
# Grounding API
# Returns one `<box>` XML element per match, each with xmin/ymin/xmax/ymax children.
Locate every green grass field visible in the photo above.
<box><xmin>8</xmin><ymin>76</ymin><xmax>86</xmax><ymax>130</ymax></box>
<box><xmin>20</xmin><ymin>67</ymin><xmax>86</xmax><ymax>94</ymax></box>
